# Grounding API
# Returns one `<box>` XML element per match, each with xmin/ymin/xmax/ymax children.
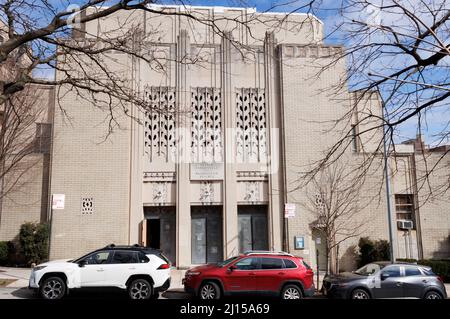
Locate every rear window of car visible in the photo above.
<box><xmin>111</xmin><ymin>251</ymin><xmax>138</xmax><ymax>264</ymax></box>
<box><xmin>421</xmin><ymin>267</ymin><xmax>436</xmax><ymax>276</ymax></box>
<box><xmin>405</xmin><ymin>266</ymin><xmax>422</xmax><ymax>276</ymax></box>
<box><xmin>138</xmin><ymin>252</ymin><xmax>149</xmax><ymax>263</ymax></box>
<box><xmin>283</xmin><ymin>259</ymin><xmax>297</xmax><ymax>269</ymax></box>
<box><xmin>261</xmin><ymin>258</ymin><xmax>284</xmax><ymax>269</ymax></box>
<box><xmin>302</xmin><ymin>260</ymin><xmax>312</xmax><ymax>270</ymax></box>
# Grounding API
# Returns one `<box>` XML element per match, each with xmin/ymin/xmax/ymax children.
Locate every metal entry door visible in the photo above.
<box><xmin>191</xmin><ymin>218</ymin><xmax>207</xmax><ymax>264</ymax></box>
<box><xmin>238</xmin><ymin>206</ymin><xmax>269</xmax><ymax>253</ymax></box>
<box><xmin>144</xmin><ymin>207</ymin><xmax>176</xmax><ymax>265</ymax></box>
<box><xmin>238</xmin><ymin>215</ymin><xmax>253</xmax><ymax>252</ymax></box>
<box><xmin>160</xmin><ymin>215</ymin><xmax>176</xmax><ymax>265</ymax></box>
<box><xmin>191</xmin><ymin>206</ymin><xmax>223</xmax><ymax>264</ymax></box>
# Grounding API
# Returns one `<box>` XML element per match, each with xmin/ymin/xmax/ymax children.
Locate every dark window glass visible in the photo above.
<box><xmin>302</xmin><ymin>260</ymin><xmax>312</xmax><ymax>270</ymax></box>
<box><xmin>111</xmin><ymin>251</ymin><xmax>138</xmax><ymax>264</ymax></box>
<box><xmin>395</xmin><ymin>194</ymin><xmax>414</xmax><ymax>224</ymax></box>
<box><xmin>421</xmin><ymin>268</ymin><xmax>436</xmax><ymax>276</ymax></box>
<box><xmin>351</xmin><ymin>125</ymin><xmax>358</xmax><ymax>152</ymax></box>
<box><xmin>405</xmin><ymin>266</ymin><xmax>421</xmax><ymax>276</ymax></box>
<box><xmin>381</xmin><ymin>266</ymin><xmax>401</xmax><ymax>278</ymax></box>
<box><xmin>84</xmin><ymin>251</ymin><xmax>111</xmax><ymax>265</ymax></box>
<box><xmin>283</xmin><ymin>259</ymin><xmax>297</xmax><ymax>269</ymax></box>
<box><xmin>261</xmin><ymin>258</ymin><xmax>284</xmax><ymax>269</ymax></box>
<box><xmin>35</xmin><ymin>123</ymin><xmax>52</xmax><ymax>154</ymax></box>
<box><xmin>235</xmin><ymin>258</ymin><xmax>260</xmax><ymax>270</ymax></box>
<box><xmin>138</xmin><ymin>252</ymin><xmax>149</xmax><ymax>263</ymax></box>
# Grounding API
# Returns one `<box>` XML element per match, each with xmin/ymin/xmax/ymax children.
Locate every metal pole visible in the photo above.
<box><xmin>316</xmin><ymin>249</ymin><xmax>320</xmax><ymax>292</ymax></box>
<box><xmin>382</xmin><ymin>103</ymin><xmax>396</xmax><ymax>263</ymax></box>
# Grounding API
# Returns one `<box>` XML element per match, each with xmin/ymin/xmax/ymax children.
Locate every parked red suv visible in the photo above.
<box><xmin>183</xmin><ymin>251</ymin><xmax>315</xmax><ymax>299</ymax></box>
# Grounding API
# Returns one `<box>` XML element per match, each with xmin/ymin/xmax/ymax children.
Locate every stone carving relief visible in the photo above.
<box><xmin>244</xmin><ymin>182</ymin><xmax>260</xmax><ymax>202</ymax></box>
<box><xmin>199</xmin><ymin>181</ymin><xmax>214</xmax><ymax>203</ymax></box>
<box><xmin>152</xmin><ymin>182</ymin><xmax>168</xmax><ymax>203</ymax></box>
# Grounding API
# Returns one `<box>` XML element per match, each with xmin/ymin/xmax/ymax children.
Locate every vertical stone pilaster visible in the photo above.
<box><xmin>222</xmin><ymin>32</ymin><xmax>239</xmax><ymax>258</ymax></box>
<box><xmin>176</xmin><ymin>30</ymin><xmax>192</xmax><ymax>268</ymax></box>
<box><xmin>128</xmin><ymin>26</ymin><xmax>144</xmax><ymax>245</ymax></box>
<box><xmin>264</xmin><ymin>32</ymin><xmax>283</xmax><ymax>251</ymax></box>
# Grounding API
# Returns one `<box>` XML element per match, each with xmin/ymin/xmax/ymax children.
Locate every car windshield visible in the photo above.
<box><xmin>354</xmin><ymin>263</ymin><xmax>385</xmax><ymax>275</ymax></box>
<box><xmin>217</xmin><ymin>256</ymin><xmax>239</xmax><ymax>267</ymax></box>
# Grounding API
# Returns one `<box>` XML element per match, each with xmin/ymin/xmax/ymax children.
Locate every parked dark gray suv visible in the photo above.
<box><xmin>323</xmin><ymin>262</ymin><xmax>447</xmax><ymax>299</ymax></box>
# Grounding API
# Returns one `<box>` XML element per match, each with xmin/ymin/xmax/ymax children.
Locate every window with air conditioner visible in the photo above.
<box><xmin>395</xmin><ymin>194</ymin><xmax>415</xmax><ymax>229</ymax></box>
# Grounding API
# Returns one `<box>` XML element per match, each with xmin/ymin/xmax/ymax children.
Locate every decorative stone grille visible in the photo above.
<box><xmin>81</xmin><ymin>197</ymin><xmax>94</xmax><ymax>215</ymax></box>
<box><xmin>236</xmin><ymin>88</ymin><xmax>266</xmax><ymax>162</ymax></box>
<box><xmin>191</xmin><ymin>87</ymin><xmax>222</xmax><ymax>163</ymax></box>
<box><xmin>144</xmin><ymin>87</ymin><xmax>176</xmax><ymax>161</ymax></box>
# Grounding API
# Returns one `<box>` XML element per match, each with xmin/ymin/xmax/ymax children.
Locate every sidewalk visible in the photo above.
<box><xmin>0</xmin><ymin>267</ymin><xmax>31</xmax><ymax>288</ymax></box>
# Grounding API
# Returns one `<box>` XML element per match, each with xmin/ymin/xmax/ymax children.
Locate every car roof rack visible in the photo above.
<box><xmin>244</xmin><ymin>250</ymin><xmax>294</xmax><ymax>257</ymax></box>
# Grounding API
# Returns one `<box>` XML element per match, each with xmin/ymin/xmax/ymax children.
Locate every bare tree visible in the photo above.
<box><xmin>298</xmin><ymin>0</ymin><xmax>450</xmax><ymax>197</ymax></box>
<box><xmin>304</xmin><ymin>162</ymin><xmax>367</xmax><ymax>274</ymax></box>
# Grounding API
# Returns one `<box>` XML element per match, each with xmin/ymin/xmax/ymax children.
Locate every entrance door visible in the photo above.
<box><xmin>147</xmin><ymin>219</ymin><xmax>160</xmax><ymax>249</ymax></box>
<box><xmin>312</xmin><ymin>229</ymin><xmax>327</xmax><ymax>271</ymax></box>
<box><xmin>191</xmin><ymin>206</ymin><xmax>223</xmax><ymax>264</ymax></box>
<box><xmin>143</xmin><ymin>207</ymin><xmax>176</xmax><ymax>266</ymax></box>
<box><xmin>192</xmin><ymin>218</ymin><xmax>207</xmax><ymax>264</ymax></box>
<box><xmin>238</xmin><ymin>205</ymin><xmax>268</xmax><ymax>253</ymax></box>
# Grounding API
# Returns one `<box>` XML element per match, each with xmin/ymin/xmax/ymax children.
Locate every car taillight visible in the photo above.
<box><xmin>157</xmin><ymin>263</ymin><xmax>170</xmax><ymax>269</ymax></box>
<box><xmin>437</xmin><ymin>275</ymin><xmax>444</xmax><ymax>283</ymax></box>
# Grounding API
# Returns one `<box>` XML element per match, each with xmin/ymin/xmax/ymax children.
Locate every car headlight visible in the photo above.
<box><xmin>187</xmin><ymin>271</ymin><xmax>201</xmax><ymax>276</ymax></box>
<box><xmin>32</xmin><ymin>266</ymin><xmax>47</xmax><ymax>272</ymax></box>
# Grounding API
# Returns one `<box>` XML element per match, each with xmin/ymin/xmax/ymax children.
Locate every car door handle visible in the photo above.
<box><xmin>249</xmin><ymin>272</ymin><xmax>256</xmax><ymax>276</ymax></box>
<box><xmin>278</xmin><ymin>272</ymin><xmax>285</xmax><ymax>275</ymax></box>
<box><xmin>422</xmin><ymin>280</ymin><xmax>428</xmax><ymax>283</ymax></box>
<box><xmin>97</xmin><ymin>269</ymin><xmax>104</xmax><ymax>272</ymax></box>
<box><xmin>396</xmin><ymin>282</ymin><xmax>403</xmax><ymax>286</ymax></box>
<box><xmin>128</xmin><ymin>267</ymin><xmax>136</xmax><ymax>270</ymax></box>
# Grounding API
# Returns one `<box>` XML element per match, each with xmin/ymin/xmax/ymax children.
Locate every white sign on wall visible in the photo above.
<box><xmin>52</xmin><ymin>194</ymin><xmax>65</xmax><ymax>210</ymax></box>
<box><xmin>284</xmin><ymin>203</ymin><xmax>296</xmax><ymax>218</ymax></box>
<box><xmin>190</xmin><ymin>163</ymin><xmax>224</xmax><ymax>180</ymax></box>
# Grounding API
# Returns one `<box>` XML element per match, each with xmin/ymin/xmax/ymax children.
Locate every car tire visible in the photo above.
<box><xmin>281</xmin><ymin>284</ymin><xmax>303</xmax><ymax>300</ymax></box>
<box><xmin>151</xmin><ymin>292</ymin><xmax>160</xmax><ymax>300</ymax></box>
<box><xmin>39</xmin><ymin>276</ymin><xmax>66</xmax><ymax>300</ymax></box>
<box><xmin>350</xmin><ymin>288</ymin><xmax>371</xmax><ymax>299</ymax></box>
<box><xmin>199</xmin><ymin>281</ymin><xmax>221</xmax><ymax>300</ymax></box>
<box><xmin>423</xmin><ymin>290</ymin><xmax>443</xmax><ymax>300</ymax></box>
<box><xmin>128</xmin><ymin>279</ymin><xmax>153</xmax><ymax>300</ymax></box>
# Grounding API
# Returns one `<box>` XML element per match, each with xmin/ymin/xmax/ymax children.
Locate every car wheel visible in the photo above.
<box><xmin>424</xmin><ymin>291</ymin><xmax>443</xmax><ymax>300</ymax></box>
<box><xmin>281</xmin><ymin>284</ymin><xmax>303</xmax><ymax>300</ymax></box>
<box><xmin>199</xmin><ymin>282</ymin><xmax>221</xmax><ymax>300</ymax></box>
<box><xmin>128</xmin><ymin>279</ymin><xmax>153</xmax><ymax>300</ymax></box>
<box><xmin>351</xmin><ymin>289</ymin><xmax>370</xmax><ymax>300</ymax></box>
<box><xmin>40</xmin><ymin>276</ymin><xmax>66</xmax><ymax>300</ymax></box>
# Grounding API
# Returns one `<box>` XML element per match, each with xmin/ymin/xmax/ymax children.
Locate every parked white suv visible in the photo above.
<box><xmin>29</xmin><ymin>244</ymin><xmax>171</xmax><ymax>299</ymax></box>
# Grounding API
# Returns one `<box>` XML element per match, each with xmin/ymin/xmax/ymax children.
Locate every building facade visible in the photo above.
<box><xmin>0</xmin><ymin>6</ymin><xmax>448</xmax><ymax>270</ymax></box>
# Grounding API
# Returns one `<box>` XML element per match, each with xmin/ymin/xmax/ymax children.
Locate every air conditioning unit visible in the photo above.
<box><xmin>397</xmin><ymin>220</ymin><xmax>414</xmax><ymax>230</ymax></box>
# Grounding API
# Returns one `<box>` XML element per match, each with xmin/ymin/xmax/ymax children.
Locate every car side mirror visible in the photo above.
<box><xmin>380</xmin><ymin>273</ymin><xmax>389</xmax><ymax>281</ymax></box>
<box><xmin>78</xmin><ymin>260</ymin><xmax>87</xmax><ymax>268</ymax></box>
<box><xmin>228</xmin><ymin>265</ymin><xmax>237</xmax><ymax>272</ymax></box>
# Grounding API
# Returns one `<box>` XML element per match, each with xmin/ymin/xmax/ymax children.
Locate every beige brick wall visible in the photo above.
<box><xmin>0</xmin><ymin>154</ymin><xmax>45</xmax><ymax>241</ymax></box>
<box><xmin>0</xmin><ymin>84</ymin><xmax>54</xmax><ymax>242</ymax></box>
<box><xmin>48</xmin><ymin>85</ymin><xmax>131</xmax><ymax>259</ymax></box>
<box><xmin>415</xmin><ymin>152</ymin><xmax>450</xmax><ymax>259</ymax></box>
